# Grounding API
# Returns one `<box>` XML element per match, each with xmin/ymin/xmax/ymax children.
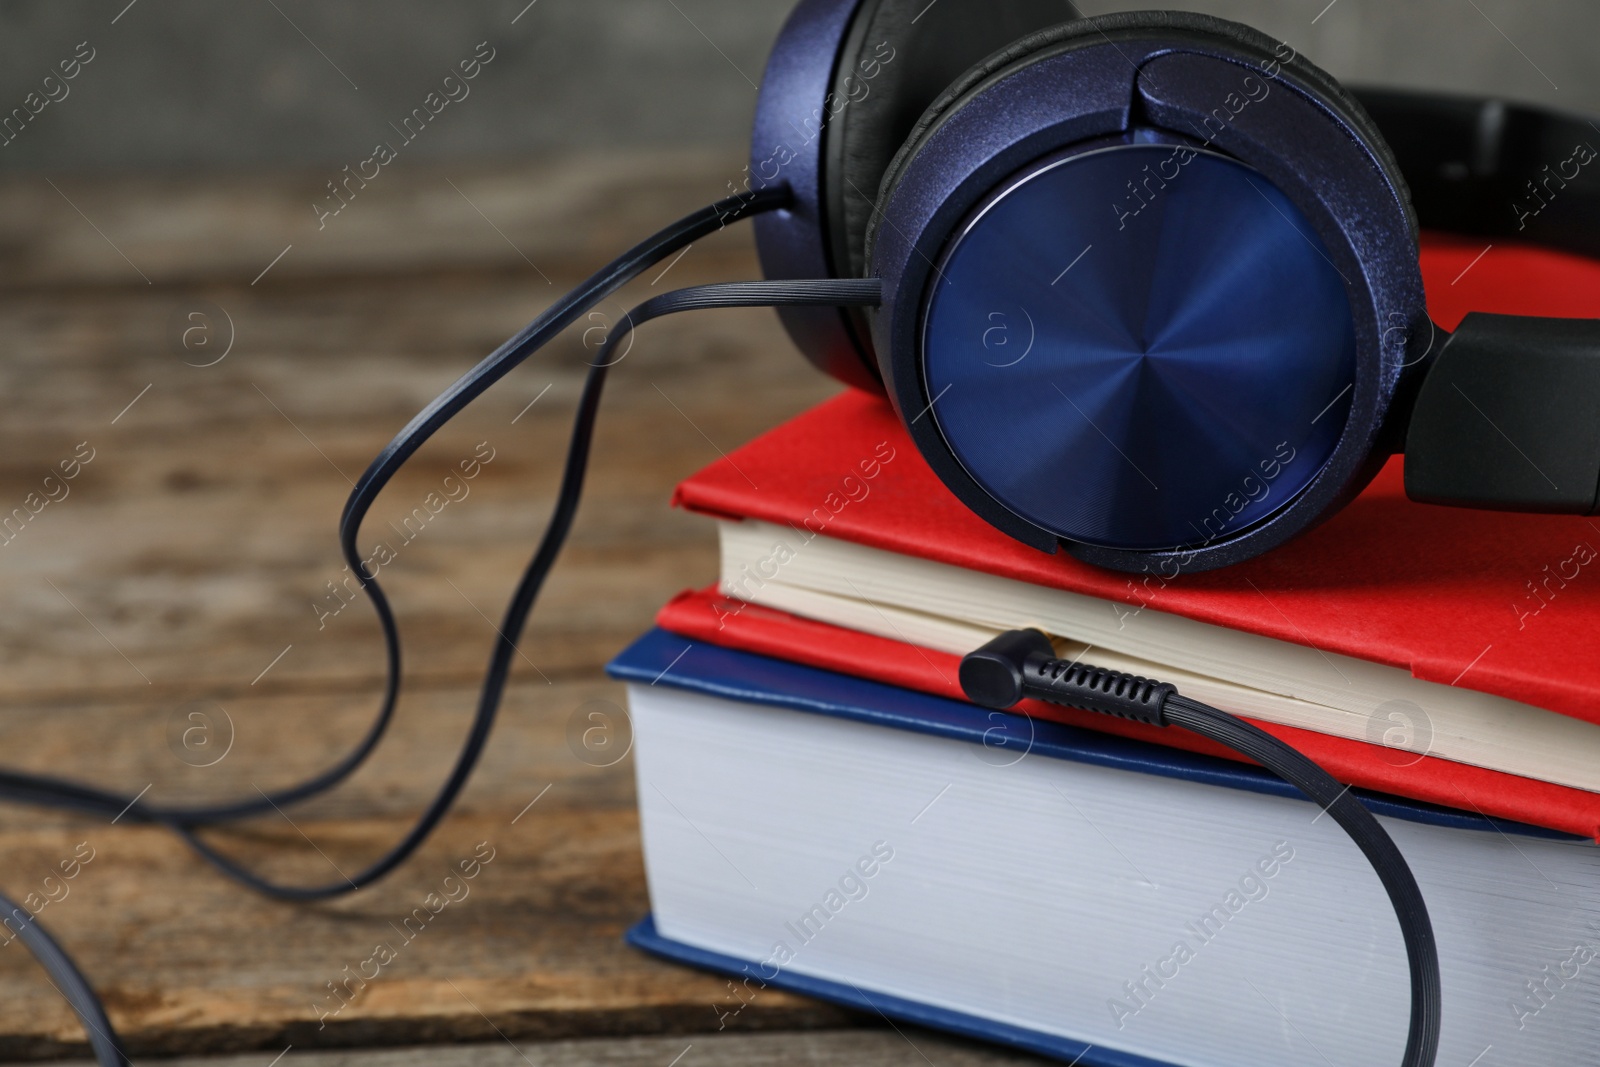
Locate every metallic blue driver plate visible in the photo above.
<box><xmin>922</xmin><ymin>140</ymin><xmax>1356</xmax><ymax>551</ymax></box>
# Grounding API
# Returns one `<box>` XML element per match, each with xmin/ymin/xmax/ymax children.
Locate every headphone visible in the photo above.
<box><xmin>751</xmin><ymin>1</ymin><xmax>1600</xmax><ymax>573</ymax></box>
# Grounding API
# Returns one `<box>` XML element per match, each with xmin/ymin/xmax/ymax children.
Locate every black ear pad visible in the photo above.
<box><xmin>750</xmin><ymin>0</ymin><xmax>1071</xmax><ymax>391</ymax></box>
<box><xmin>870</xmin><ymin>9</ymin><xmax>1417</xmax><ymax>269</ymax></box>
<box><xmin>823</xmin><ymin>0</ymin><xmax>1070</xmax><ymax>283</ymax></box>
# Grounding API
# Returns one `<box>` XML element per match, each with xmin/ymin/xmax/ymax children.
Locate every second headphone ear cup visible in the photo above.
<box><xmin>751</xmin><ymin>0</ymin><xmax>1067</xmax><ymax>391</ymax></box>
<box><xmin>822</xmin><ymin>0</ymin><xmax>1069</xmax><ymax>284</ymax></box>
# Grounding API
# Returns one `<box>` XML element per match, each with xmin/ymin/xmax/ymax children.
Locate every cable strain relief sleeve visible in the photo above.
<box><xmin>1020</xmin><ymin>653</ymin><xmax>1175</xmax><ymax>726</ymax></box>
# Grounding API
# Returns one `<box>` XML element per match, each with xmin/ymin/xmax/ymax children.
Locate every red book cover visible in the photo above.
<box><xmin>662</xmin><ymin>235</ymin><xmax>1600</xmax><ymax>838</ymax></box>
<box><xmin>658</xmin><ymin>586</ymin><xmax>1600</xmax><ymax>839</ymax></box>
<box><xmin>676</xmin><ymin>235</ymin><xmax>1600</xmax><ymax>727</ymax></box>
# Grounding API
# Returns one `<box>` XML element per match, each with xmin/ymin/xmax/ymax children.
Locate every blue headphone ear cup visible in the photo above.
<box><xmin>863</xmin><ymin>10</ymin><xmax>1429</xmax><ymax>569</ymax></box>
<box><xmin>752</xmin><ymin>0</ymin><xmax>1067</xmax><ymax>391</ymax></box>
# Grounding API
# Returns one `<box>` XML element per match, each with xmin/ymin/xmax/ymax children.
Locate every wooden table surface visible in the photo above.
<box><xmin>0</xmin><ymin>151</ymin><xmax>1049</xmax><ymax>1065</ymax></box>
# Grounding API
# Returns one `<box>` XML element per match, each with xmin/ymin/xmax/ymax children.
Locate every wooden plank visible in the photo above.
<box><xmin>0</xmin><ymin>798</ymin><xmax>862</xmax><ymax>1059</ymax></box>
<box><xmin>0</xmin><ymin>151</ymin><xmax>754</xmax><ymax>290</ymax></box>
<box><xmin>0</xmin><ymin>157</ymin><xmax>858</xmax><ymax>1060</ymax></box>
<box><xmin>0</xmin><ymin>254</ymin><xmax>837</xmax><ymax>701</ymax></box>
<box><xmin>53</xmin><ymin>1030</ymin><xmax>1053</xmax><ymax>1067</ymax></box>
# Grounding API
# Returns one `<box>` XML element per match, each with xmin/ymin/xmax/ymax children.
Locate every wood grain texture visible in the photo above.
<box><xmin>51</xmin><ymin>1030</ymin><xmax>1052</xmax><ymax>1067</ymax></box>
<box><xmin>0</xmin><ymin>153</ymin><xmax>856</xmax><ymax>1059</ymax></box>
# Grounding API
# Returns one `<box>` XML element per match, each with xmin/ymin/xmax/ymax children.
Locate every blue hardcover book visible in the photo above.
<box><xmin>609</xmin><ymin>628</ymin><xmax>1600</xmax><ymax>1067</ymax></box>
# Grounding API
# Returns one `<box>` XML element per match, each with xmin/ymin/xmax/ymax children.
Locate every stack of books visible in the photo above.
<box><xmin>608</xmin><ymin>236</ymin><xmax>1600</xmax><ymax>1066</ymax></box>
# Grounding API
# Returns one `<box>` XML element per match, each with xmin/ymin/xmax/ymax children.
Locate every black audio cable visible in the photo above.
<box><xmin>0</xmin><ymin>187</ymin><xmax>794</xmax><ymax>858</ymax></box>
<box><xmin>0</xmin><ymin>179</ymin><xmax>1442</xmax><ymax>1067</ymax></box>
<box><xmin>0</xmin><ymin>185</ymin><xmax>892</xmax><ymax>1064</ymax></box>
<box><xmin>163</xmin><ymin>276</ymin><xmax>882</xmax><ymax>901</ymax></box>
<box><xmin>961</xmin><ymin>629</ymin><xmax>1442</xmax><ymax>1067</ymax></box>
<box><xmin>0</xmin><ymin>890</ymin><xmax>130</xmax><ymax>1067</ymax></box>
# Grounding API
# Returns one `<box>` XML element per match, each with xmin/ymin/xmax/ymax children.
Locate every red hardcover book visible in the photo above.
<box><xmin>661</xmin><ymin>234</ymin><xmax>1600</xmax><ymax>839</ymax></box>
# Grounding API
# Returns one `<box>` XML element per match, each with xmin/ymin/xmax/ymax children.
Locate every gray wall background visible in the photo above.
<box><xmin>0</xmin><ymin>0</ymin><xmax>1595</xmax><ymax>173</ymax></box>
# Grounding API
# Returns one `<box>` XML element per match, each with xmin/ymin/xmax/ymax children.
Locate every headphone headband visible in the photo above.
<box><xmin>753</xmin><ymin>3</ymin><xmax>1600</xmax><ymax>349</ymax></box>
<box><xmin>1355</xmin><ymin>88</ymin><xmax>1600</xmax><ymax>260</ymax></box>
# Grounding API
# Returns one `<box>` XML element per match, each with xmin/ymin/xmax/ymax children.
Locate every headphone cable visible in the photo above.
<box><xmin>961</xmin><ymin>629</ymin><xmax>1442</xmax><ymax>1067</ymax></box>
<box><xmin>0</xmin><ymin>186</ymin><xmax>897</xmax><ymax>1062</ymax></box>
<box><xmin>159</xmin><ymin>276</ymin><xmax>884</xmax><ymax>901</ymax></box>
<box><xmin>0</xmin><ymin>890</ymin><xmax>131</xmax><ymax>1067</ymax></box>
<box><xmin>0</xmin><ymin>187</ymin><xmax>789</xmax><ymax>839</ymax></box>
